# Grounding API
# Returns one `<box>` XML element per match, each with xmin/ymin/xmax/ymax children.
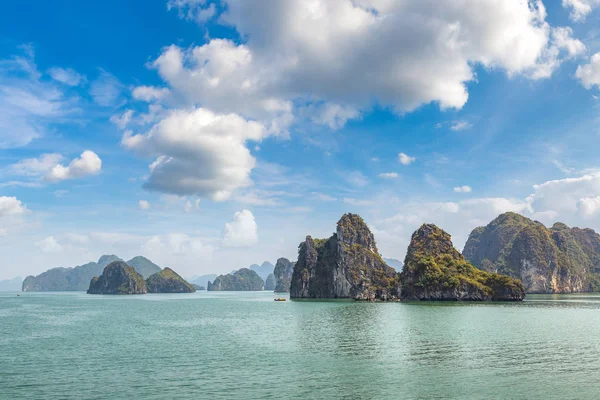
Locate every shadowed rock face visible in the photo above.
<box><xmin>273</xmin><ymin>258</ymin><xmax>295</xmax><ymax>292</ymax></box>
<box><xmin>463</xmin><ymin>212</ymin><xmax>600</xmax><ymax>293</ymax></box>
<box><xmin>264</xmin><ymin>274</ymin><xmax>276</xmax><ymax>291</ymax></box>
<box><xmin>146</xmin><ymin>268</ymin><xmax>195</xmax><ymax>293</ymax></box>
<box><xmin>290</xmin><ymin>213</ymin><xmax>400</xmax><ymax>301</ymax></box>
<box><xmin>87</xmin><ymin>261</ymin><xmax>147</xmax><ymax>295</ymax></box>
<box><xmin>207</xmin><ymin>268</ymin><xmax>264</xmax><ymax>291</ymax></box>
<box><xmin>401</xmin><ymin>224</ymin><xmax>525</xmax><ymax>301</ymax></box>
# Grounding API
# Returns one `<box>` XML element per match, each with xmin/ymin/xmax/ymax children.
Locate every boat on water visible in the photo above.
<box><xmin>274</xmin><ymin>298</ymin><xmax>286</xmax><ymax>302</ymax></box>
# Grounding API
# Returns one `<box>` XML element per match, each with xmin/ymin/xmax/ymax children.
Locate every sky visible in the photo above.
<box><xmin>2</xmin><ymin>0</ymin><xmax>600</xmax><ymax>279</ymax></box>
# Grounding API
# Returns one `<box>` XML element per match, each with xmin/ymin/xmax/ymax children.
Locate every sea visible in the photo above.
<box><xmin>1</xmin><ymin>291</ymin><xmax>599</xmax><ymax>399</ymax></box>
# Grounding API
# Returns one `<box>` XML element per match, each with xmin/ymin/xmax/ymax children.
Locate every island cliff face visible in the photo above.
<box><xmin>463</xmin><ymin>212</ymin><xmax>600</xmax><ymax>293</ymax></box>
<box><xmin>290</xmin><ymin>214</ymin><xmax>400</xmax><ymax>301</ymax></box>
<box><xmin>273</xmin><ymin>257</ymin><xmax>294</xmax><ymax>292</ymax></box>
<box><xmin>401</xmin><ymin>224</ymin><xmax>525</xmax><ymax>301</ymax></box>
<box><xmin>146</xmin><ymin>268</ymin><xmax>196</xmax><ymax>293</ymax></box>
<box><xmin>87</xmin><ymin>261</ymin><xmax>147</xmax><ymax>295</ymax></box>
<box><xmin>264</xmin><ymin>274</ymin><xmax>276</xmax><ymax>291</ymax></box>
<box><xmin>207</xmin><ymin>268</ymin><xmax>264</xmax><ymax>291</ymax></box>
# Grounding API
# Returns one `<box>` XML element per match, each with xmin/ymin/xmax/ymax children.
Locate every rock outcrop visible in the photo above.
<box><xmin>401</xmin><ymin>224</ymin><xmax>525</xmax><ymax>301</ymax></box>
<box><xmin>264</xmin><ymin>274</ymin><xmax>276</xmax><ymax>291</ymax></box>
<box><xmin>463</xmin><ymin>212</ymin><xmax>600</xmax><ymax>293</ymax></box>
<box><xmin>146</xmin><ymin>268</ymin><xmax>196</xmax><ymax>293</ymax></box>
<box><xmin>249</xmin><ymin>262</ymin><xmax>275</xmax><ymax>281</ymax></box>
<box><xmin>207</xmin><ymin>268</ymin><xmax>264</xmax><ymax>291</ymax></box>
<box><xmin>273</xmin><ymin>257</ymin><xmax>294</xmax><ymax>292</ymax></box>
<box><xmin>22</xmin><ymin>255</ymin><xmax>161</xmax><ymax>291</ymax></box>
<box><xmin>290</xmin><ymin>214</ymin><xmax>400</xmax><ymax>301</ymax></box>
<box><xmin>87</xmin><ymin>261</ymin><xmax>147</xmax><ymax>295</ymax></box>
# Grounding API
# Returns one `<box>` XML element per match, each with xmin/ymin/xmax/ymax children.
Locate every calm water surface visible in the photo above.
<box><xmin>1</xmin><ymin>291</ymin><xmax>600</xmax><ymax>399</ymax></box>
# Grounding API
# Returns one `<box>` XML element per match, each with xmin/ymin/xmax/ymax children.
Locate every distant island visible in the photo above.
<box><xmin>207</xmin><ymin>268</ymin><xmax>264</xmax><ymax>291</ymax></box>
<box><xmin>464</xmin><ymin>212</ymin><xmax>600</xmax><ymax>294</ymax></box>
<box><xmin>22</xmin><ymin>255</ymin><xmax>161</xmax><ymax>292</ymax></box>
<box><xmin>87</xmin><ymin>261</ymin><xmax>147</xmax><ymax>295</ymax></box>
<box><xmin>87</xmin><ymin>262</ymin><xmax>195</xmax><ymax>295</ymax></box>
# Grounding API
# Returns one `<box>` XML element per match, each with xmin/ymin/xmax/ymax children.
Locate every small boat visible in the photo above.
<box><xmin>274</xmin><ymin>298</ymin><xmax>286</xmax><ymax>302</ymax></box>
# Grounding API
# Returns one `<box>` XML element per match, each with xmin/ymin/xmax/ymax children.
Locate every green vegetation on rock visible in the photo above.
<box><xmin>146</xmin><ymin>268</ymin><xmax>195</xmax><ymax>293</ymax></box>
<box><xmin>401</xmin><ymin>224</ymin><xmax>525</xmax><ymax>301</ymax></box>
<box><xmin>463</xmin><ymin>212</ymin><xmax>600</xmax><ymax>293</ymax></box>
<box><xmin>87</xmin><ymin>261</ymin><xmax>147</xmax><ymax>295</ymax></box>
<box><xmin>126</xmin><ymin>256</ymin><xmax>162</xmax><ymax>279</ymax></box>
<box><xmin>208</xmin><ymin>268</ymin><xmax>264</xmax><ymax>291</ymax></box>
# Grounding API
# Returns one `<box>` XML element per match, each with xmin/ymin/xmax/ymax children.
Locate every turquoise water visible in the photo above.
<box><xmin>1</xmin><ymin>292</ymin><xmax>600</xmax><ymax>399</ymax></box>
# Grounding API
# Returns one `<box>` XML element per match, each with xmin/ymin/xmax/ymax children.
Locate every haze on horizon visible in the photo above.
<box><xmin>2</xmin><ymin>0</ymin><xmax>600</xmax><ymax>280</ymax></box>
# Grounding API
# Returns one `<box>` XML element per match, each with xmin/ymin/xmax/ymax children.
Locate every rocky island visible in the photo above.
<box><xmin>23</xmin><ymin>255</ymin><xmax>161</xmax><ymax>292</ymax></box>
<box><xmin>87</xmin><ymin>261</ymin><xmax>147</xmax><ymax>295</ymax></box>
<box><xmin>207</xmin><ymin>268</ymin><xmax>264</xmax><ymax>291</ymax></box>
<box><xmin>401</xmin><ymin>224</ymin><xmax>525</xmax><ymax>301</ymax></box>
<box><xmin>273</xmin><ymin>257</ymin><xmax>294</xmax><ymax>292</ymax></box>
<box><xmin>463</xmin><ymin>212</ymin><xmax>600</xmax><ymax>293</ymax></box>
<box><xmin>290</xmin><ymin>213</ymin><xmax>400</xmax><ymax>300</ymax></box>
<box><xmin>146</xmin><ymin>268</ymin><xmax>196</xmax><ymax>293</ymax></box>
<box><xmin>264</xmin><ymin>273</ymin><xmax>276</xmax><ymax>291</ymax></box>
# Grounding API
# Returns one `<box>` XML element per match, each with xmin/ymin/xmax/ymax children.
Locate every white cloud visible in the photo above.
<box><xmin>122</xmin><ymin>107</ymin><xmax>267</xmax><ymax>200</ymax></box>
<box><xmin>35</xmin><ymin>236</ymin><xmax>63</xmax><ymax>253</ymax></box>
<box><xmin>10</xmin><ymin>153</ymin><xmax>64</xmax><ymax>176</ymax></box>
<box><xmin>222</xmin><ymin>209</ymin><xmax>258</xmax><ymax>247</ymax></box>
<box><xmin>562</xmin><ymin>0</ymin><xmax>600</xmax><ymax>21</ymax></box>
<box><xmin>345</xmin><ymin>171</ymin><xmax>369</xmax><ymax>187</ymax></box>
<box><xmin>90</xmin><ymin>70</ymin><xmax>124</xmax><ymax>107</ymax></box>
<box><xmin>450</xmin><ymin>121</ymin><xmax>473</xmax><ymax>131</ymax></box>
<box><xmin>0</xmin><ymin>196</ymin><xmax>27</xmax><ymax>217</ymax></box>
<box><xmin>454</xmin><ymin>185</ymin><xmax>473</xmax><ymax>193</ymax></box>
<box><xmin>578</xmin><ymin>196</ymin><xmax>600</xmax><ymax>217</ymax></box>
<box><xmin>378</xmin><ymin>172</ymin><xmax>399</xmax><ymax>179</ymax></box>
<box><xmin>47</xmin><ymin>67</ymin><xmax>85</xmax><ymax>86</ymax></box>
<box><xmin>139</xmin><ymin>200</ymin><xmax>151</xmax><ymax>210</ymax></box>
<box><xmin>47</xmin><ymin>151</ymin><xmax>102</xmax><ymax>182</ymax></box>
<box><xmin>132</xmin><ymin>86</ymin><xmax>170</xmax><ymax>102</ymax></box>
<box><xmin>152</xmin><ymin>0</ymin><xmax>583</xmax><ymax>124</ymax></box>
<box><xmin>398</xmin><ymin>153</ymin><xmax>415</xmax><ymax>165</ymax></box>
<box><xmin>168</xmin><ymin>0</ymin><xmax>217</xmax><ymax>23</ymax></box>
<box><xmin>576</xmin><ymin>53</ymin><xmax>600</xmax><ymax>89</ymax></box>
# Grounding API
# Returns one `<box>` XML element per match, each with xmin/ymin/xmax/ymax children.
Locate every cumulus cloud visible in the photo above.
<box><xmin>398</xmin><ymin>153</ymin><xmax>416</xmax><ymax>165</ymax></box>
<box><xmin>35</xmin><ymin>236</ymin><xmax>63</xmax><ymax>253</ymax></box>
<box><xmin>10</xmin><ymin>151</ymin><xmax>101</xmax><ymax>182</ymax></box>
<box><xmin>222</xmin><ymin>209</ymin><xmax>258</xmax><ymax>247</ymax></box>
<box><xmin>47</xmin><ymin>67</ymin><xmax>85</xmax><ymax>86</ymax></box>
<box><xmin>47</xmin><ymin>151</ymin><xmax>102</xmax><ymax>182</ymax></box>
<box><xmin>110</xmin><ymin>109</ymin><xmax>134</xmax><ymax>129</ymax></box>
<box><xmin>562</xmin><ymin>0</ymin><xmax>600</xmax><ymax>21</ymax></box>
<box><xmin>122</xmin><ymin>107</ymin><xmax>266</xmax><ymax>200</ymax></box>
<box><xmin>576</xmin><ymin>53</ymin><xmax>600</xmax><ymax>89</ymax></box>
<box><xmin>0</xmin><ymin>196</ymin><xmax>27</xmax><ymax>217</ymax></box>
<box><xmin>139</xmin><ymin>200</ymin><xmax>151</xmax><ymax>210</ymax></box>
<box><xmin>454</xmin><ymin>185</ymin><xmax>473</xmax><ymax>193</ymax></box>
<box><xmin>159</xmin><ymin>0</ymin><xmax>582</xmax><ymax>121</ymax></box>
<box><xmin>378</xmin><ymin>172</ymin><xmax>399</xmax><ymax>179</ymax></box>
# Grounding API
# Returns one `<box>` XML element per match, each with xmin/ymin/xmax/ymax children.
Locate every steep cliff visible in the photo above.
<box><xmin>87</xmin><ymin>261</ymin><xmax>147</xmax><ymax>295</ymax></box>
<box><xmin>273</xmin><ymin>257</ymin><xmax>294</xmax><ymax>292</ymax></box>
<box><xmin>207</xmin><ymin>268</ymin><xmax>264</xmax><ymax>291</ymax></box>
<box><xmin>290</xmin><ymin>213</ymin><xmax>400</xmax><ymax>301</ymax></box>
<box><xmin>146</xmin><ymin>268</ymin><xmax>195</xmax><ymax>293</ymax></box>
<box><xmin>463</xmin><ymin>212</ymin><xmax>600</xmax><ymax>293</ymax></box>
<box><xmin>401</xmin><ymin>224</ymin><xmax>525</xmax><ymax>301</ymax></box>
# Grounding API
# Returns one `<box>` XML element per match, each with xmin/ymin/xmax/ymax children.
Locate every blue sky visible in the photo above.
<box><xmin>2</xmin><ymin>0</ymin><xmax>600</xmax><ymax>279</ymax></box>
